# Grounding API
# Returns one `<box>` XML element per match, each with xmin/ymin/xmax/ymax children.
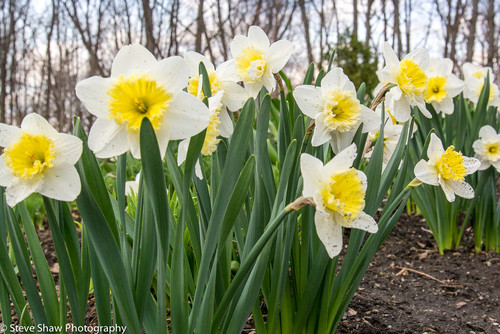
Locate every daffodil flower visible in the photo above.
<box><xmin>366</xmin><ymin>105</ymin><xmax>405</xmax><ymax>169</ymax></box>
<box><xmin>462</xmin><ymin>63</ymin><xmax>500</xmax><ymax>107</ymax></box>
<box><xmin>473</xmin><ymin>125</ymin><xmax>500</xmax><ymax>172</ymax></box>
<box><xmin>414</xmin><ymin>133</ymin><xmax>480</xmax><ymax>202</ymax></box>
<box><xmin>293</xmin><ymin>67</ymin><xmax>379</xmax><ymax>153</ymax></box>
<box><xmin>222</xmin><ymin>26</ymin><xmax>293</xmax><ymax>98</ymax></box>
<box><xmin>125</xmin><ymin>171</ymin><xmax>140</xmax><ymax>196</ymax></box>
<box><xmin>379</xmin><ymin>42</ymin><xmax>430</xmax><ymax>122</ymax></box>
<box><xmin>177</xmin><ymin>92</ymin><xmax>232</xmax><ymax>179</ymax></box>
<box><xmin>300</xmin><ymin>144</ymin><xmax>378</xmax><ymax>258</ymax></box>
<box><xmin>184</xmin><ymin>51</ymin><xmax>247</xmax><ymax>110</ymax></box>
<box><xmin>0</xmin><ymin>113</ymin><xmax>82</xmax><ymax>207</ymax></box>
<box><xmin>425</xmin><ymin>58</ymin><xmax>464</xmax><ymax>115</ymax></box>
<box><xmin>76</xmin><ymin>43</ymin><xmax>210</xmax><ymax>159</ymax></box>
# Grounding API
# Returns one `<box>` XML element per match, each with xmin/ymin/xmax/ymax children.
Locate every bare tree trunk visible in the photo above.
<box><xmin>365</xmin><ymin>0</ymin><xmax>374</xmax><ymax>46</ymax></box>
<box><xmin>353</xmin><ymin>0</ymin><xmax>358</xmax><ymax>40</ymax></box>
<box><xmin>382</xmin><ymin>0</ymin><xmax>388</xmax><ymax>42</ymax></box>
<box><xmin>299</xmin><ymin>0</ymin><xmax>314</xmax><ymax>64</ymax></box>
<box><xmin>466</xmin><ymin>0</ymin><xmax>479</xmax><ymax>62</ymax></box>
<box><xmin>141</xmin><ymin>0</ymin><xmax>156</xmax><ymax>54</ymax></box>
<box><xmin>404</xmin><ymin>0</ymin><xmax>411</xmax><ymax>53</ymax></box>
<box><xmin>392</xmin><ymin>0</ymin><xmax>402</xmax><ymax>58</ymax></box>
<box><xmin>486</xmin><ymin>0</ymin><xmax>495</xmax><ymax>67</ymax></box>
<box><xmin>195</xmin><ymin>0</ymin><xmax>205</xmax><ymax>53</ymax></box>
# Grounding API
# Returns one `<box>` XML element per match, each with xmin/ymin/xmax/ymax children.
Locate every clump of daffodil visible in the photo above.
<box><xmin>473</xmin><ymin>125</ymin><xmax>500</xmax><ymax>172</ymax></box>
<box><xmin>0</xmin><ymin>113</ymin><xmax>82</xmax><ymax>207</ymax></box>
<box><xmin>300</xmin><ymin>144</ymin><xmax>378</xmax><ymax>258</ymax></box>
<box><xmin>462</xmin><ymin>63</ymin><xmax>500</xmax><ymax>107</ymax></box>
<box><xmin>425</xmin><ymin>58</ymin><xmax>464</xmax><ymax>115</ymax></box>
<box><xmin>366</xmin><ymin>105</ymin><xmax>405</xmax><ymax>170</ymax></box>
<box><xmin>222</xmin><ymin>26</ymin><xmax>293</xmax><ymax>98</ymax></box>
<box><xmin>184</xmin><ymin>51</ymin><xmax>247</xmax><ymax>111</ymax></box>
<box><xmin>379</xmin><ymin>42</ymin><xmax>430</xmax><ymax>122</ymax></box>
<box><xmin>294</xmin><ymin>67</ymin><xmax>379</xmax><ymax>153</ymax></box>
<box><xmin>76</xmin><ymin>43</ymin><xmax>210</xmax><ymax>159</ymax></box>
<box><xmin>177</xmin><ymin>91</ymin><xmax>232</xmax><ymax>179</ymax></box>
<box><xmin>414</xmin><ymin>133</ymin><xmax>480</xmax><ymax>202</ymax></box>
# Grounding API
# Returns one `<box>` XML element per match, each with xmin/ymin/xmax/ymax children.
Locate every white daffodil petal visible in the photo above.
<box><xmin>184</xmin><ymin>51</ymin><xmax>214</xmax><ymax>76</ymax></box>
<box><xmin>5</xmin><ymin>177</ymin><xmax>40</xmax><ymax>207</ymax></box>
<box><xmin>245</xmin><ymin>82</ymin><xmax>264</xmax><ymax>99</ymax></box>
<box><xmin>330</xmin><ymin>130</ymin><xmax>356</xmax><ymax>154</ymax></box>
<box><xmin>218</xmin><ymin>109</ymin><xmax>234</xmax><ymax>138</ymax></box>
<box><xmin>111</xmin><ymin>43</ymin><xmax>157</xmax><ymax>77</ymax></box>
<box><xmin>230</xmin><ymin>35</ymin><xmax>250</xmax><ymax>59</ymax></box>
<box><xmin>165</xmin><ymin>92</ymin><xmax>210</xmax><ymax>140</ymax></box>
<box><xmin>248</xmin><ymin>26</ymin><xmax>270</xmax><ymax>49</ymax></box>
<box><xmin>343</xmin><ymin>211</ymin><xmax>378</xmax><ymax>233</ymax></box>
<box><xmin>37</xmin><ymin>166</ymin><xmax>81</xmax><ymax>202</ymax></box>
<box><xmin>261</xmin><ymin>73</ymin><xmax>277</xmax><ymax>93</ymax></box>
<box><xmin>156</xmin><ymin>124</ymin><xmax>171</xmax><ymax>159</ymax></box>
<box><xmin>127</xmin><ymin>132</ymin><xmax>141</xmax><ymax>159</ymax></box>
<box><xmin>383</xmin><ymin>42</ymin><xmax>400</xmax><ymax>68</ymax></box>
<box><xmin>293</xmin><ymin>86</ymin><xmax>323</xmax><ymax>118</ymax></box>
<box><xmin>216</xmin><ymin>60</ymin><xmax>240</xmax><ymax>82</ymax></box>
<box><xmin>75</xmin><ymin>77</ymin><xmax>114</xmax><ymax>119</ymax></box>
<box><xmin>479</xmin><ymin>125</ymin><xmax>497</xmax><ymax>138</ymax></box>
<box><xmin>392</xmin><ymin>95</ymin><xmax>411</xmax><ymax>122</ymax></box>
<box><xmin>195</xmin><ymin>160</ymin><xmax>203</xmax><ymax>180</ymax></box>
<box><xmin>21</xmin><ymin>113</ymin><xmax>59</xmax><ymax>138</ymax></box>
<box><xmin>320</xmin><ymin>68</ymin><xmax>349</xmax><ymax>92</ymax></box>
<box><xmin>439</xmin><ymin>178</ymin><xmax>456</xmax><ymax>202</ymax></box>
<box><xmin>491</xmin><ymin>159</ymin><xmax>500</xmax><ymax>172</ymax></box>
<box><xmin>177</xmin><ymin>138</ymin><xmax>189</xmax><ymax>166</ymax></box>
<box><xmin>146</xmin><ymin>56</ymin><xmax>189</xmax><ymax>92</ymax></box>
<box><xmin>435</xmin><ymin>97</ymin><xmax>454</xmax><ymax>115</ymax></box>
<box><xmin>267</xmin><ymin>40</ymin><xmax>293</xmax><ymax>73</ymax></box>
<box><xmin>0</xmin><ymin>157</ymin><xmax>14</xmax><ymax>187</ymax></box>
<box><xmin>463</xmin><ymin>156</ymin><xmax>481</xmax><ymax>174</ymax></box>
<box><xmin>414</xmin><ymin>160</ymin><xmax>439</xmax><ymax>186</ymax></box>
<box><xmin>220</xmin><ymin>81</ymin><xmax>247</xmax><ymax>111</ymax></box>
<box><xmin>0</xmin><ymin>123</ymin><xmax>22</xmax><ymax>148</ymax></box>
<box><xmin>88</xmin><ymin>119</ymin><xmax>129</xmax><ymax>158</ymax></box>
<box><xmin>427</xmin><ymin>133</ymin><xmax>445</xmax><ymax>164</ymax></box>
<box><xmin>300</xmin><ymin>153</ymin><xmax>324</xmax><ymax>197</ymax></box>
<box><xmin>323</xmin><ymin>143</ymin><xmax>357</xmax><ymax>176</ymax></box>
<box><xmin>314</xmin><ymin>211</ymin><xmax>343</xmax><ymax>258</ymax></box>
<box><xmin>311</xmin><ymin>122</ymin><xmax>332</xmax><ymax>147</ymax></box>
<box><xmin>52</xmin><ymin>134</ymin><xmax>83</xmax><ymax>166</ymax></box>
<box><xmin>449</xmin><ymin>181</ymin><xmax>475</xmax><ymax>199</ymax></box>
<box><xmin>359</xmin><ymin>105</ymin><xmax>380</xmax><ymax>132</ymax></box>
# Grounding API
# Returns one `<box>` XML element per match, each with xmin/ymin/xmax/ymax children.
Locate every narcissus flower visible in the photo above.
<box><xmin>425</xmin><ymin>58</ymin><xmax>464</xmax><ymax>115</ymax></box>
<box><xmin>222</xmin><ymin>26</ymin><xmax>293</xmax><ymax>98</ymax></box>
<box><xmin>0</xmin><ymin>113</ymin><xmax>82</xmax><ymax>207</ymax></box>
<box><xmin>177</xmin><ymin>92</ymin><xmax>232</xmax><ymax>179</ymax></box>
<box><xmin>294</xmin><ymin>67</ymin><xmax>379</xmax><ymax>153</ymax></box>
<box><xmin>300</xmin><ymin>144</ymin><xmax>378</xmax><ymax>258</ymax></box>
<box><xmin>184</xmin><ymin>51</ymin><xmax>247</xmax><ymax>111</ymax></box>
<box><xmin>379</xmin><ymin>42</ymin><xmax>430</xmax><ymax>122</ymax></box>
<box><xmin>76</xmin><ymin>43</ymin><xmax>210</xmax><ymax>159</ymax></box>
<box><xmin>473</xmin><ymin>125</ymin><xmax>500</xmax><ymax>172</ymax></box>
<box><xmin>366</xmin><ymin>105</ymin><xmax>405</xmax><ymax>169</ymax></box>
<box><xmin>462</xmin><ymin>63</ymin><xmax>500</xmax><ymax>107</ymax></box>
<box><xmin>414</xmin><ymin>133</ymin><xmax>480</xmax><ymax>202</ymax></box>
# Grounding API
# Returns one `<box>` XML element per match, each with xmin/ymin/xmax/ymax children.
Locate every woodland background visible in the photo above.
<box><xmin>1</xmin><ymin>0</ymin><xmax>498</xmax><ymax>131</ymax></box>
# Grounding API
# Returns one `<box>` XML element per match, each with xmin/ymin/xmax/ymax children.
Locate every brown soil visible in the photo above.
<box><xmin>5</xmin><ymin>213</ymin><xmax>500</xmax><ymax>333</ymax></box>
<box><xmin>337</xmin><ymin>213</ymin><xmax>500</xmax><ymax>334</ymax></box>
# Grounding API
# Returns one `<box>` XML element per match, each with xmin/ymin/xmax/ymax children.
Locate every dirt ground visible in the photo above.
<box><xmin>336</xmin><ymin>213</ymin><xmax>500</xmax><ymax>334</ymax></box>
<box><xmin>4</xmin><ymin>211</ymin><xmax>500</xmax><ymax>333</ymax></box>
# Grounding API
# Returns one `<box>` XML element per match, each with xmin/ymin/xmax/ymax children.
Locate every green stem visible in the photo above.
<box><xmin>211</xmin><ymin>208</ymin><xmax>292</xmax><ymax>331</ymax></box>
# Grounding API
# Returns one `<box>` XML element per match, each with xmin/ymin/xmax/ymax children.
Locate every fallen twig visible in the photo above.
<box><xmin>393</xmin><ymin>265</ymin><xmax>463</xmax><ymax>287</ymax></box>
